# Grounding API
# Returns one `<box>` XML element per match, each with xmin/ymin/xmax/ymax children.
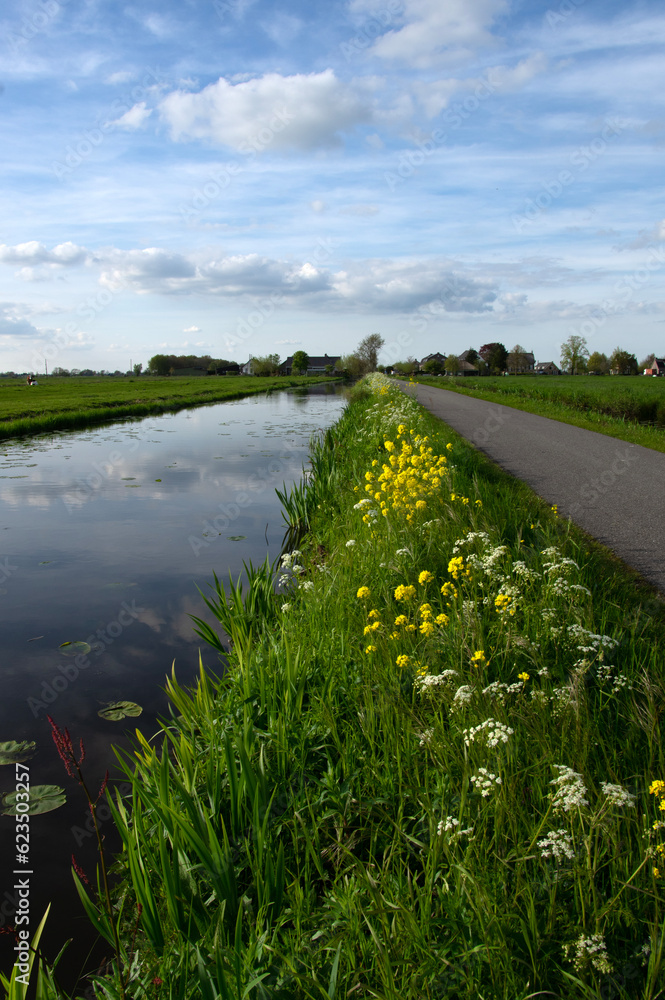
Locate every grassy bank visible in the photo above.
<box><xmin>15</xmin><ymin>374</ymin><xmax>665</xmax><ymax>999</ymax></box>
<box><xmin>0</xmin><ymin>375</ymin><xmax>336</xmax><ymax>440</ymax></box>
<box><xmin>410</xmin><ymin>375</ymin><xmax>665</xmax><ymax>453</ymax></box>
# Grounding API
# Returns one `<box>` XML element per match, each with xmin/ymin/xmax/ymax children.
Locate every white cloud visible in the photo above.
<box><xmin>111</xmin><ymin>102</ymin><xmax>152</xmax><ymax>130</ymax></box>
<box><xmin>159</xmin><ymin>70</ymin><xmax>373</xmax><ymax>151</ymax></box>
<box><xmin>0</xmin><ymin>242</ymin><xmax>89</xmax><ymax>267</ymax></box>
<box><xmin>352</xmin><ymin>0</ymin><xmax>507</xmax><ymax>68</ymax></box>
<box><xmin>183</xmin><ymin>325</ymin><xmax>201</xmax><ymax>333</ymax></box>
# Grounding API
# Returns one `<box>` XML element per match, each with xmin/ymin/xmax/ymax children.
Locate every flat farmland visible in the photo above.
<box><xmin>412</xmin><ymin>375</ymin><xmax>665</xmax><ymax>452</ymax></box>
<box><xmin>0</xmin><ymin>374</ymin><xmax>335</xmax><ymax>439</ymax></box>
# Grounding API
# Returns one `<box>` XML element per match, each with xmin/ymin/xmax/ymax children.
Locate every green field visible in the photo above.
<box><xmin>20</xmin><ymin>373</ymin><xmax>664</xmax><ymax>999</ymax></box>
<box><xmin>0</xmin><ymin>374</ymin><xmax>336</xmax><ymax>440</ymax></box>
<box><xmin>411</xmin><ymin>375</ymin><xmax>665</xmax><ymax>452</ymax></box>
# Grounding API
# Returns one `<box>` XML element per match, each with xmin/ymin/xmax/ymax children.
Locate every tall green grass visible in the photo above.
<box><xmin>12</xmin><ymin>374</ymin><xmax>664</xmax><ymax>999</ymax></box>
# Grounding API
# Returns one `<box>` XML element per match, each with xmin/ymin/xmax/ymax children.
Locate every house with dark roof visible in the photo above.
<box><xmin>279</xmin><ymin>354</ymin><xmax>341</xmax><ymax>375</ymax></box>
<box><xmin>644</xmin><ymin>358</ymin><xmax>665</xmax><ymax>376</ymax></box>
<box><xmin>419</xmin><ymin>352</ymin><xmax>447</xmax><ymax>370</ymax></box>
<box><xmin>534</xmin><ymin>361</ymin><xmax>561</xmax><ymax>375</ymax></box>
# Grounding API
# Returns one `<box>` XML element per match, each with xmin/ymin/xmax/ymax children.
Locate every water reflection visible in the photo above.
<box><xmin>0</xmin><ymin>384</ymin><xmax>345</xmax><ymax>985</ymax></box>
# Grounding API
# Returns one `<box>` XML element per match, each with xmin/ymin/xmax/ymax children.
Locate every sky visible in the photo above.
<box><xmin>1</xmin><ymin>0</ymin><xmax>664</xmax><ymax>374</ymax></box>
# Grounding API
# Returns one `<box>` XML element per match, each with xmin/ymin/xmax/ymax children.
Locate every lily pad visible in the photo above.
<box><xmin>98</xmin><ymin>701</ymin><xmax>143</xmax><ymax>721</ymax></box>
<box><xmin>1</xmin><ymin>784</ymin><xmax>66</xmax><ymax>816</ymax></box>
<box><xmin>227</xmin><ymin>536</ymin><xmax>247</xmax><ymax>541</ymax></box>
<box><xmin>60</xmin><ymin>641</ymin><xmax>91</xmax><ymax>656</ymax></box>
<box><xmin>0</xmin><ymin>740</ymin><xmax>37</xmax><ymax>765</ymax></box>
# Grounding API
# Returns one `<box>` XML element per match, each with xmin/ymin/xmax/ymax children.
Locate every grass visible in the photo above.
<box><xmin>0</xmin><ymin>375</ymin><xmax>337</xmax><ymax>440</ymax></box>
<box><xmin>14</xmin><ymin>374</ymin><xmax>665</xmax><ymax>999</ymax></box>
<box><xmin>409</xmin><ymin>375</ymin><xmax>665</xmax><ymax>453</ymax></box>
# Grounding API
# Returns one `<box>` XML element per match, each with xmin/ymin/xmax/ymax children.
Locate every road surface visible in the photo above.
<box><xmin>400</xmin><ymin>381</ymin><xmax>665</xmax><ymax>594</ymax></box>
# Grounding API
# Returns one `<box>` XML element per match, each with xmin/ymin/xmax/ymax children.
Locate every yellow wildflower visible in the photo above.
<box><xmin>649</xmin><ymin>780</ymin><xmax>665</xmax><ymax>797</ymax></box>
<box><xmin>367</xmin><ymin>609</ymin><xmax>380</xmax><ymax>620</ymax></box>
<box><xmin>448</xmin><ymin>556</ymin><xmax>465</xmax><ymax>580</ymax></box>
<box><xmin>518</xmin><ymin>672</ymin><xmax>530</xmax><ymax>682</ymax></box>
<box><xmin>418</xmin><ymin>570</ymin><xmax>434</xmax><ymax>585</ymax></box>
<box><xmin>356</xmin><ymin>586</ymin><xmax>371</xmax><ymax>600</ymax></box>
<box><xmin>471</xmin><ymin>650</ymin><xmax>487</xmax><ymax>668</ymax></box>
<box><xmin>394</xmin><ymin>584</ymin><xmax>416</xmax><ymax>601</ymax></box>
<box><xmin>419</xmin><ymin>603</ymin><xmax>433</xmax><ymax>619</ymax></box>
<box><xmin>419</xmin><ymin>621</ymin><xmax>435</xmax><ymax>636</ymax></box>
<box><xmin>396</xmin><ymin>654</ymin><xmax>410</xmax><ymax>668</ymax></box>
<box><xmin>440</xmin><ymin>582</ymin><xmax>457</xmax><ymax>598</ymax></box>
<box><xmin>436</xmin><ymin>613</ymin><xmax>449</xmax><ymax>626</ymax></box>
<box><xmin>364</xmin><ymin>645</ymin><xmax>377</xmax><ymax>654</ymax></box>
<box><xmin>446</xmin><ymin>443</ymin><xmax>453</xmax><ymax>451</ymax></box>
<box><xmin>384</xmin><ymin>440</ymin><xmax>395</xmax><ymax>452</ymax></box>
<box><xmin>394</xmin><ymin>614</ymin><xmax>408</xmax><ymax>626</ymax></box>
<box><xmin>495</xmin><ymin>594</ymin><xmax>512</xmax><ymax>613</ymax></box>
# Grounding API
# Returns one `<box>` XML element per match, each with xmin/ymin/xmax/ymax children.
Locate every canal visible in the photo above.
<box><xmin>0</xmin><ymin>382</ymin><xmax>346</xmax><ymax>987</ymax></box>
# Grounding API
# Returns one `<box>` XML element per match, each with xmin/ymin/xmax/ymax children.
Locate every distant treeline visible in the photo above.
<box><xmin>147</xmin><ymin>354</ymin><xmax>236</xmax><ymax>375</ymax></box>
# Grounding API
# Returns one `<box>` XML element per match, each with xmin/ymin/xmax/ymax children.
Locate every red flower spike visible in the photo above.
<box><xmin>71</xmin><ymin>854</ymin><xmax>90</xmax><ymax>886</ymax></box>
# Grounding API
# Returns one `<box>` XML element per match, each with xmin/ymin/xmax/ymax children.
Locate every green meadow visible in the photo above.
<box><xmin>411</xmin><ymin>375</ymin><xmax>665</xmax><ymax>453</ymax></box>
<box><xmin>0</xmin><ymin>375</ymin><xmax>335</xmax><ymax>440</ymax></box>
<box><xmin>7</xmin><ymin>373</ymin><xmax>664</xmax><ymax>999</ymax></box>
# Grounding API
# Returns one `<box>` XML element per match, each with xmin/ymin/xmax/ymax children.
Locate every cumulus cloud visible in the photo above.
<box><xmin>159</xmin><ymin>69</ymin><xmax>373</xmax><ymax>151</ymax></box>
<box><xmin>111</xmin><ymin>102</ymin><xmax>152</xmax><ymax>130</ymax></box>
<box><xmin>621</xmin><ymin>219</ymin><xmax>665</xmax><ymax>249</ymax></box>
<box><xmin>95</xmin><ymin>247</ymin><xmax>498</xmax><ymax>313</ymax></box>
<box><xmin>0</xmin><ymin>241</ymin><xmax>90</xmax><ymax>267</ymax></box>
<box><xmin>0</xmin><ymin>304</ymin><xmax>43</xmax><ymax>341</ymax></box>
<box><xmin>351</xmin><ymin>0</ymin><xmax>507</xmax><ymax>68</ymax></box>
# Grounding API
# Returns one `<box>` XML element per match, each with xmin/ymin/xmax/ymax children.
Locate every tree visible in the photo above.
<box><xmin>423</xmin><ymin>358</ymin><xmax>443</xmax><ymax>374</ymax></box>
<box><xmin>356</xmin><ymin>333</ymin><xmax>385</xmax><ymax>373</ymax></box>
<box><xmin>639</xmin><ymin>352</ymin><xmax>655</xmax><ymax>372</ymax></box>
<box><xmin>445</xmin><ymin>354</ymin><xmax>460</xmax><ymax>375</ymax></box>
<box><xmin>291</xmin><ymin>351</ymin><xmax>310</xmax><ymax>375</ymax></box>
<box><xmin>339</xmin><ymin>353</ymin><xmax>364</xmax><ymax>378</ymax></box>
<box><xmin>52</xmin><ymin>366</ymin><xmax>70</xmax><ymax>376</ymax></box>
<box><xmin>251</xmin><ymin>354</ymin><xmax>281</xmax><ymax>376</ymax></box>
<box><xmin>560</xmin><ymin>335</ymin><xmax>589</xmax><ymax>375</ymax></box>
<box><xmin>609</xmin><ymin>347</ymin><xmax>638</xmax><ymax>375</ymax></box>
<box><xmin>479</xmin><ymin>343</ymin><xmax>508</xmax><ymax>374</ymax></box>
<box><xmin>148</xmin><ymin>354</ymin><xmax>172</xmax><ymax>376</ymax></box>
<box><xmin>465</xmin><ymin>348</ymin><xmax>479</xmax><ymax>365</ymax></box>
<box><xmin>133</xmin><ymin>363</ymin><xmax>143</xmax><ymax>376</ymax></box>
<box><xmin>587</xmin><ymin>351</ymin><xmax>609</xmax><ymax>375</ymax></box>
<box><xmin>507</xmin><ymin>344</ymin><xmax>529</xmax><ymax>374</ymax></box>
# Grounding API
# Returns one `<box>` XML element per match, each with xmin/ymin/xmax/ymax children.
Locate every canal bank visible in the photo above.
<box><xmin>33</xmin><ymin>373</ymin><xmax>664</xmax><ymax>1000</ymax></box>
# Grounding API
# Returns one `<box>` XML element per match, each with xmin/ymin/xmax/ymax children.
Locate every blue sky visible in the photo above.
<box><xmin>1</xmin><ymin>0</ymin><xmax>664</xmax><ymax>373</ymax></box>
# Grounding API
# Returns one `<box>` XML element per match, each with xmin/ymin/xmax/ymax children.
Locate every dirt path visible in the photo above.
<box><xmin>400</xmin><ymin>381</ymin><xmax>665</xmax><ymax>594</ymax></box>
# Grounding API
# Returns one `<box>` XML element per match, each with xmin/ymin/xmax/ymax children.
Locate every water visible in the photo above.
<box><xmin>0</xmin><ymin>383</ymin><xmax>346</xmax><ymax>987</ymax></box>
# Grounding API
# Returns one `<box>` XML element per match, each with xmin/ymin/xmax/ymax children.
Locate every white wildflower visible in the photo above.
<box><xmin>463</xmin><ymin>718</ymin><xmax>514</xmax><ymax>748</ymax></box>
<box><xmin>471</xmin><ymin>768</ymin><xmax>502</xmax><ymax>797</ymax></box>
<box><xmin>451</xmin><ymin>685</ymin><xmax>474</xmax><ymax>710</ymax></box>
<box><xmin>601</xmin><ymin>783</ymin><xmax>636</xmax><ymax>809</ymax></box>
<box><xmin>565</xmin><ymin>933</ymin><xmax>613</xmax><ymax>974</ymax></box>
<box><xmin>299</xmin><ymin>580</ymin><xmax>314</xmax><ymax>592</ymax></box>
<box><xmin>395</xmin><ymin>548</ymin><xmax>410</xmax><ymax>556</ymax></box>
<box><xmin>437</xmin><ymin>816</ymin><xmax>474</xmax><ymax>838</ymax></box>
<box><xmin>281</xmin><ymin>603</ymin><xmax>292</xmax><ymax>612</ymax></box>
<box><xmin>537</xmin><ymin>829</ymin><xmax>576</xmax><ymax>862</ymax></box>
<box><xmin>550</xmin><ymin>765</ymin><xmax>589</xmax><ymax>813</ymax></box>
<box><xmin>345</xmin><ymin>539</ymin><xmax>356</xmax><ymax>548</ymax></box>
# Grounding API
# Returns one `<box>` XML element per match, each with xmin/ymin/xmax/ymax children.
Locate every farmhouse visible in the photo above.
<box><xmin>534</xmin><ymin>361</ymin><xmax>562</xmax><ymax>375</ymax></box>
<box><xmin>279</xmin><ymin>354</ymin><xmax>341</xmax><ymax>375</ymax></box>
<box><xmin>644</xmin><ymin>358</ymin><xmax>665</xmax><ymax>376</ymax></box>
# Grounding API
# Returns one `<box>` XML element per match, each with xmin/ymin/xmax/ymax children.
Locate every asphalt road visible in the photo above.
<box><xmin>400</xmin><ymin>381</ymin><xmax>665</xmax><ymax>594</ymax></box>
